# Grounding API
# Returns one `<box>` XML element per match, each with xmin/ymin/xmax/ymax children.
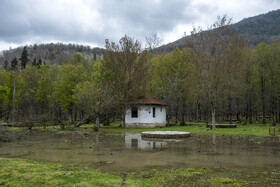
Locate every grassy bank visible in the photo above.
<box><xmin>0</xmin><ymin>158</ymin><xmax>279</xmax><ymax>186</ymax></box>
<box><xmin>99</xmin><ymin>122</ymin><xmax>280</xmax><ymax>136</ymax></box>
<box><xmin>3</xmin><ymin>121</ymin><xmax>280</xmax><ymax>137</ymax></box>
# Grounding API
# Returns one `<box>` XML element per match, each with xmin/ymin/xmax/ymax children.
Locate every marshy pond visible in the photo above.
<box><xmin>0</xmin><ymin>130</ymin><xmax>279</xmax><ymax>173</ymax></box>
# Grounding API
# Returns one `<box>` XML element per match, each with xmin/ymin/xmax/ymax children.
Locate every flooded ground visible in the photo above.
<box><xmin>0</xmin><ymin>130</ymin><xmax>279</xmax><ymax>173</ymax></box>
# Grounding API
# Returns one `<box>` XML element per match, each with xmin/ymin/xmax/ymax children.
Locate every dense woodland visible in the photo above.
<box><xmin>1</xmin><ymin>16</ymin><xmax>280</xmax><ymax>128</ymax></box>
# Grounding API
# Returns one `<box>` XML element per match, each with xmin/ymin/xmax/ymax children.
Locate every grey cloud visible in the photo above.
<box><xmin>0</xmin><ymin>0</ymin><xmax>199</xmax><ymax>47</ymax></box>
<box><xmin>98</xmin><ymin>0</ymin><xmax>198</xmax><ymax>35</ymax></box>
<box><xmin>0</xmin><ymin>0</ymin><xmax>279</xmax><ymax>50</ymax></box>
<box><xmin>0</xmin><ymin>0</ymin><xmax>104</xmax><ymax>45</ymax></box>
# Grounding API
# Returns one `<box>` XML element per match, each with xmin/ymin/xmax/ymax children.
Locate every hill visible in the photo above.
<box><xmin>154</xmin><ymin>9</ymin><xmax>280</xmax><ymax>54</ymax></box>
<box><xmin>0</xmin><ymin>43</ymin><xmax>103</xmax><ymax>68</ymax></box>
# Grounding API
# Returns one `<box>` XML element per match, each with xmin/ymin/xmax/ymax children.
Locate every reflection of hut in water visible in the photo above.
<box><xmin>125</xmin><ymin>133</ymin><xmax>167</xmax><ymax>150</ymax></box>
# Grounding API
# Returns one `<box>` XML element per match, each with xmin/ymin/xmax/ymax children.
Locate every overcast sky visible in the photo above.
<box><xmin>0</xmin><ymin>0</ymin><xmax>279</xmax><ymax>51</ymax></box>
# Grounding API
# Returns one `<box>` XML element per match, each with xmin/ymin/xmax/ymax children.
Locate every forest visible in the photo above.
<box><xmin>1</xmin><ymin>16</ymin><xmax>280</xmax><ymax>128</ymax></box>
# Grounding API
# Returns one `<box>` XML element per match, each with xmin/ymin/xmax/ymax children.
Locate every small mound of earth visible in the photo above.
<box><xmin>141</xmin><ymin>131</ymin><xmax>191</xmax><ymax>138</ymax></box>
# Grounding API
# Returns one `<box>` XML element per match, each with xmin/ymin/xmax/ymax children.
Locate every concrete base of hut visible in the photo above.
<box><xmin>125</xmin><ymin>123</ymin><xmax>166</xmax><ymax>128</ymax></box>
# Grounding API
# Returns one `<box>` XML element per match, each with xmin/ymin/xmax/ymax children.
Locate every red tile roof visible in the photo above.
<box><xmin>129</xmin><ymin>97</ymin><xmax>167</xmax><ymax>106</ymax></box>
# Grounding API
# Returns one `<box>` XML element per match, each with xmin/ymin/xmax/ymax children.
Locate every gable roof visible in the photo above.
<box><xmin>129</xmin><ymin>97</ymin><xmax>167</xmax><ymax>106</ymax></box>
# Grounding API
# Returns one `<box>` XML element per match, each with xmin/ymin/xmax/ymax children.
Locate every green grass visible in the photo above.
<box><xmin>6</xmin><ymin>120</ymin><xmax>280</xmax><ymax>137</ymax></box>
<box><xmin>1</xmin><ymin>158</ymin><xmax>280</xmax><ymax>186</ymax></box>
<box><xmin>99</xmin><ymin>122</ymin><xmax>280</xmax><ymax>136</ymax></box>
<box><xmin>209</xmin><ymin>177</ymin><xmax>244</xmax><ymax>186</ymax></box>
<box><xmin>0</xmin><ymin>158</ymin><xmax>152</xmax><ymax>187</ymax></box>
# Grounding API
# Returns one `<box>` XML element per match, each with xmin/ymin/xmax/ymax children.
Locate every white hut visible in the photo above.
<box><xmin>125</xmin><ymin>97</ymin><xmax>167</xmax><ymax>128</ymax></box>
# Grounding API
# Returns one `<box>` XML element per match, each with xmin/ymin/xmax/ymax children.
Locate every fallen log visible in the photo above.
<box><xmin>206</xmin><ymin>124</ymin><xmax>237</xmax><ymax>129</ymax></box>
<box><xmin>75</xmin><ymin>113</ymin><xmax>96</xmax><ymax>127</ymax></box>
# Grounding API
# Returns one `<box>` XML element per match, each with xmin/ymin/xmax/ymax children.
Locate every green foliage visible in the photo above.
<box><xmin>10</xmin><ymin>57</ymin><xmax>18</xmax><ymax>70</ymax></box>
<box><xmin>104</xmin><ymin>35</ymin><xmax>150</xmax><ymax>102</ymax></box>
<box><xmin>54</xmin><ymin>64</ymin><xmax>84</xmax><ymax>112</ymax></box>
<box><xmin>74</xmin><ymin>81</ymin><xmax>101</xmax><ymax>113</ymax></box>
<box><xmin>20</xmin><ymin>66</ymin><xmax>41</xmax><ymax>103</ymax></box>
<box><xmin>149</xmin><ymin>47</ymin><xmax>193</xmax><ymax>123</ymax></box>
<box><xmin>0</xmin><ymin>85</ymin><xmax>8</xmax><ymax>101</ymax></box>
<box><xmin>19</xmin><ymin>46</ymin><xmax>29</xmax><ymax>69</ymax></box>
<box><xmin>0</xmin><ymin>70</ymin><xmax>21</xmax><ymax>110</ymax></box>
<box><xmin>35</xmin><ymin>64</ymin><xmax>52</xmax><ymax>105</ymax></box>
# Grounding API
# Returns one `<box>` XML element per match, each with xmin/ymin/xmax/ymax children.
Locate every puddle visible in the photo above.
<box><xmin>0</xmin><ymin>130</ymin><xmax>279</xmax><ymax>172</ymax></box>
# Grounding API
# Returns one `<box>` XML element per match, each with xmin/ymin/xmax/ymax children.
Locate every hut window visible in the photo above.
<box><xmin>153</xmin><ymin>107</ymin><xmax>156</xmax><ymax>118</ymax></box>
<box><xmin>131</xmin><ymin>106</ymin><xmax>138</xmax><ymax>118</ymax></box>
<box><xmin>160</xmin><ymin>107</ymin><xmax>162</xmax><ymax>112</ymax></box>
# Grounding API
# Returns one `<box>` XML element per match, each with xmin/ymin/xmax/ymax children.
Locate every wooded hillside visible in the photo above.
<box><xmin>0</xmin><ymin>43</ymin><xmax>103</xmax><ymax>69</ymax></box>
<box><xmin>154</xmin><ymin>9</ymin><xmax>280</xmax><ymax>54</ymax></box>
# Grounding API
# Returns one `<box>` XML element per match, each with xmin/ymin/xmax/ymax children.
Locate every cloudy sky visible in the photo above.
<box><xmin>0</xmin><ymin>0</ymin><xmax>279</xmax><ymax>51</ymax></box>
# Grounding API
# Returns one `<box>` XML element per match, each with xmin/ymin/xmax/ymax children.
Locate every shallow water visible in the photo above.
<box><xmin>0</xmin><ymin>130</ymin><xmax>279</xmax><ymax>172</ymax></box>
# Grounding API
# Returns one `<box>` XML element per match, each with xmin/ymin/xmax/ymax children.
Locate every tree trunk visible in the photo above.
<box><xmin>12</xmin><ymin>79</ymin><xmax>16</xmax><ymax>126</ymax></box>
<box><xmin>228</xmin><ymin>97</ymin><xmax>232</xmax><ymax>124</ymax></box>
<box><xmin>167</xmin><ymin>114</ymin><xmax>170</xmax><ymax>127</ymax></box>
<box><xmin>180</xmin><ymin>100</ymin><xmax>186</xmax><ymax>126</ymax></box>
<box><xmin>196</xmin><ymin>100</ymin><xmax>200</xmax><ymax>122</ymax></box>
<box><xmin>94</xmin><ymin>115</ymin><xmax>100</xmax><ymax>131</ymax></box>
<box><xmin>236</xmin><ymin>98</ymin><xmax>241</xmax><ymax>123</ymax></box>
<box><xmin>75</xmin><ymin>113</ymin><xmax>96</xmax><ymax>127</ymax></box>
<box><xmin>68</xmin><ymin>109</ymin><xmax>73</xmax><ymax>124</ymax></box>
<box><xmin>276</xmin><ymin>100</ymin><xmax>279</xmax><ymax>122</ymax></box>
<box><xmin>249</xmin><ymin>101</ymin><xmax>253</xmax><ymax>124</ymax></box>
<box><xmin>261</xmin><ymin>77</ymin><xmax>266</xmax><ymax>124</ymax></box>
<box><xmin>121</xmin><ymin>111</ymin><xmax>126</xmax><ymax>128</ymax></box>
<box><xmin>245</xmin><ymin>94</ymin><xmax>249</xmax><ymax>123</ymax></box>
<box><xmin>175</xmin><ymin>108</ymin><xmax>178</xmax><ymax>124</ymax></box>
<box><xmin>80</xmin><ymin>110</ymin><xmax>84</xmax><ymax>121</ymax></box>
<box><xmin>211</xmin><ymin>101</ymin><xmax>216</xmax><ymax>129</ymax></box>
<box><xmin>74</xmin><ymin>108</ymin><xmax>77</xmax><ymax>122</ymax></box>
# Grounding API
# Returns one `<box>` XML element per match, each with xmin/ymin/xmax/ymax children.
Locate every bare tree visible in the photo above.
<box><xmin>145</xmin><ymin>32</ymin><xmax>162</xmax><ymax>53</ymax></box>
<box><xmin>188</xmin><ymin>15</ymin><xmax>244</xmax><ymax>128</ymax></box>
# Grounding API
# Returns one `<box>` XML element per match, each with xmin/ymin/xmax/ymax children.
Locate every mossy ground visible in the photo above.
<box><xmin>0</xmin><ymin>158</ymin><xmax>279</xmax><ymax>186</ymax></box>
